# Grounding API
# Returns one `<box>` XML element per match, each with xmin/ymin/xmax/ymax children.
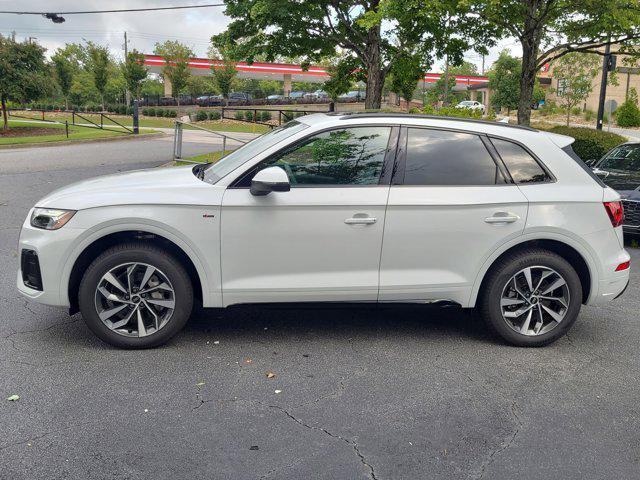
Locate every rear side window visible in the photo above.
<box><xmin>562</xmin><ymin>144</ymin><xmax>606</xmax><ymax>187</ymax></box>
<box><xmin>403</xmin><ymin>128</ymin><xmax>505</xmax><ymax>185</ymax></box>
<box><xmin>491</xmin><ymin>138</ymin><xmax>550</xmax><ymax>183</ymax></box>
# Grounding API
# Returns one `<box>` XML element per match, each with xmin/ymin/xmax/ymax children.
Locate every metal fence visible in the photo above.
<box><xmin>7</xmin><ymin>109</ymin><xmax>135</xmax><ymax>135</ymax></box>
<box><xmin>172</xmin><ymin>120</ymin><xmax>250</xmax><ymax>164</ymax></box>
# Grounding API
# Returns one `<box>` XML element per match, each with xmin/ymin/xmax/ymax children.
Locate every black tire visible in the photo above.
<box><xmin>479</xmin><ymin>248</ymin><xmax>582</xmax><ymax>347</ymax></box>
<box><xmin>78</xmin><ymin>242</ymin><xmax>193</xmax><ymax>348</ymax></box>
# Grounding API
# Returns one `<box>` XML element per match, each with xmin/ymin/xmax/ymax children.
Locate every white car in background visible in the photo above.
<box><xmin>18</xmin><ymin>113</ymin><xmax>629</xmax><ymax>348</ymax></box>
<box><xmin>456</xmin><ymin>100</ymin><xmax>485</xmax><ymax>113</ymax></box>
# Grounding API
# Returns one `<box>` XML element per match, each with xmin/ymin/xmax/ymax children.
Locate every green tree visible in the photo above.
<box><xmin>616</xmin><ymin>88</ymin><xmax>640</xmax><ymax>127</ymax></box>
<box><xmin>214</xmin><ymin>0</ymin><xmax>495</xmax><ymax>110</ymax></box>
<box><xmin>154</xmin><ymin>40</ymin><xmax>194</xmax><ymax>104</ymax></box>
<box><xmin>0</xmin><ymin>35</ymin><xmax>49</xmax><ymax>130</ymax></box>
<box><xmin>186</xmin><ymin>76</ymin><xmax>214</xmax><ymax>97</ymax></box>
<box><xmin>449</xmin><ymin>61</ymin><xmax>479</xmax><ymax>76</ymax></box>
<box><xmin>389</xmin><ymin>53</ymin><xmax>423</xmax><ymax>110</ymax></box>
<box><xmin>122</xmin><ymin>49</ymin><xmax>148</xmax><ymax>101</ymax></box>
<box><xmin>488</xmin><ymin>50</ymin><xmax>521</xmax><ymax>114</ymax></box>
<box><xmin>209</xmin><ymin>43</ymin><xmax>237</xmax><ymax>104</ymax></box>
<box><xmin>323</xmin><ymin>57</ymin><xmax>358</xmax><ymax>102</ymax></box>
<box><xmin>87</xmin><ymin>43</ymin><xmax>110</xmax><ymax>109</ymax></box>
<box><xmin>549</xmin><ymin>53</ymin><xmax>599</xmax><ymax>126</ymax></box>
<box><xmin>51</xmin><ymin>50</ymin><xmax>74</xmax><ymax>110</ymax></box>
<box><xmin>425</xmin><ymin>75</ymin><xmax>457</xmax><ymax>106</ymax></box>
<box><xmin>473</xmin><ymin>0</ymin><xmax>640</xmax><ymax>125</ymax></box>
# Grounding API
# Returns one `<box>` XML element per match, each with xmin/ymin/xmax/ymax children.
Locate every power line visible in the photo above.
<box><xmin>0</xmin><ymin>4</ymin><xmax>225</xmax><ymax>15</ymax></box>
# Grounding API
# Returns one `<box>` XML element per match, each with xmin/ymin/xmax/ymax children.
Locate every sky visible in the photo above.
<box><xmin>0</xmin><ymin>0</ymin><xmax>522</xmax><ymax>75</ymax></box>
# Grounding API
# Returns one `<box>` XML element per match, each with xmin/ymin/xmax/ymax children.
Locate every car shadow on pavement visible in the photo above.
<box><xmin>183</xmin><ymin>304</ymin><xmax>500</xmax><ymax>346</ymax></box>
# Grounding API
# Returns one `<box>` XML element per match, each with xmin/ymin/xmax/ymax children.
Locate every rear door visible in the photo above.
<box><xmin>379</xmin><ymin>127</ymin><xmax>529</xmax><ymax>306</ymax></box>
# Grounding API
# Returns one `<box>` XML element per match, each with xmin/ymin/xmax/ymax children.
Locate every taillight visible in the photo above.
<box><xmin>604</xmin><ymin>201</ymin><xmax>624</xmax><ymax>227</ymax></box>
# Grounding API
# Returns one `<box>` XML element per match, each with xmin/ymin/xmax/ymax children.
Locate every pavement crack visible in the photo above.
<box><xmin>473</xmin><ymin>401</ymin><xmax>522</xmax><ymax>480</ymax></box>
<box><xmin>270</xmin><ymin>405</ymin><xmax>378</xmax><ymax>480</ymax></box>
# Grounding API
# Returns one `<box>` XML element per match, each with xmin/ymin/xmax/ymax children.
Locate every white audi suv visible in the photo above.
<box><xmin>17</xmin><ymin>113</ymin><xmax>630</xmax><ymax>348</ymax></box>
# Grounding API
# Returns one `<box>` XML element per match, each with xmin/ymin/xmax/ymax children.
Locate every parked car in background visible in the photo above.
<box><xmin>267</xmin><ymin>94</ymin><xmax>284</xmax><ymax>101</ymax></box>
<box><xmin>304</xmin><ymin>90</ymin><xmax>329</xmax><ymax>100</ymax></box>
<box><xmin>18</xmin><ymin>113</ymin><xmax>629</xmax><ymax>349</ymax></box>
<box><xmin>196</xmin><ymin>94</ymin><xmax>223</xmax><ymax>106</ymax></box>
<box><xmin>338</xmin><ymin>91</ymin><xmax>363</xmax><ymax>102</ymax></box>
<box><xmin>456</xmin><ymin>100</ymin><xmax>485</xmax><ymax>113</ymax></box>
<box><xmin>591</xmin><ymin>142</ymin><xmax>640</xmax><ymax>235</ymax></box>
<box><xmin>229</xmin><ymin>92</ymin><xmax>253</xmax><ymax>102</ymax></box>
<box><xmin>289</xmin><ymin>91</ymin><xmax>306</xmax><ymax>99</ymax></box>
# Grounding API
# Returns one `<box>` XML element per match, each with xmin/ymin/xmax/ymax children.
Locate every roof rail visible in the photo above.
<box><xmin>333</xmin><ymin>112</ymin><xmax>538</xmax><ymax>132</ymax></box>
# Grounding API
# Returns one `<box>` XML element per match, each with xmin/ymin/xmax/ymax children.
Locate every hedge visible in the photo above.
<box><xmin>195</xmin><ymin>110</ymin><xmax>208</xmax><ymax>121</ymax></box>
<box><xmin>208</xmin><ymin>110</ymin><xmax>221</xmax><ymax>120</ymax></box>
<box><xmin>546</xmin><ymin>126</ymin><xmax>626</xmax><ymax>162</ymax></box>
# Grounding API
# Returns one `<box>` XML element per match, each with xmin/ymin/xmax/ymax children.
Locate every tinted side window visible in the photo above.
<box><xmin>491</xmin><ymin>138</ymin><xmax>550</xmax><ymax>183</ymax></box>
<box><xmin>403</xmin><ymin>128</ymin><xmax>505</xmax><ymax>185</ymax></box>
<box><xmin>246</xmin><ymin>127</ymin><xmax>391</xmax><ymax>186</ymax></box>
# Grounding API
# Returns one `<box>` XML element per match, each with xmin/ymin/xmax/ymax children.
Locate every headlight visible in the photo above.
<box><xmin>30</xmin><ymin>208</ymin><xmax>76</xmax><ymax>230</ymax></box>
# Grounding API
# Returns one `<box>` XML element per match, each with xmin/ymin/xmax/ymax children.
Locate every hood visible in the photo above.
<box><xmin>36</xmin><ymin>165</ymin><xmax>225</xmax><ymax>210</ymax></box>
<box><xmin>594</xmin><ymin>167</ymin><xmax>640</xmax><ymax>201</ymax></box>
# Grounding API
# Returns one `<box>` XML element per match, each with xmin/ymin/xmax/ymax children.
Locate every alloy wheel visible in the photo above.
<box><xmin>94</xmin><ymin>262</ymin><xmax>175</xmax><ymax>337</ymax></box>
<box><xmin>500</xmin><ymin>266</ymin><xmax>570</xmax><ymax>336</ymax></box>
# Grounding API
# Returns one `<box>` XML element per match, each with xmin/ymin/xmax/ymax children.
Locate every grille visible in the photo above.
<box><xmin>21</xmin><ymin>249</ymin><xmax>43</xmax><ymax>291</ymax></box>
<box><xmin>622</xmin><ymin>200</ymin><xmax>640</xmax><ymax>227</ymax></box>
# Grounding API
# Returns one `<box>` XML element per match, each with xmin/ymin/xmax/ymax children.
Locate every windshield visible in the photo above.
<box><xmin>598</xmin><ymin>144</ymin><xmax>640</xmax><ymax>172</ymax></box>
<box><xmin>202</xmin><ymin>121</ymin><xmax>309</xmax><ymax>184</ymax></box>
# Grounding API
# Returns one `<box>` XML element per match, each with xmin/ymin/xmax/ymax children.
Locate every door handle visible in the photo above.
<box><xmin>345</xmin><ymin>216</ymin><xmax>377</xmax><ymax>225</ymax></box>
<box><xmin>485</xmin><ymin>212</ymin><xmax>520</xmax><ymax>224</ymax></box>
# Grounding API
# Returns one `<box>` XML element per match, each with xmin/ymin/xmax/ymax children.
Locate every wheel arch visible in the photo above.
<box><xmin>66</xmin><ymin>229</ymin><xmax>208</xmax><ymax>314</ymax></box>
<box><xmin>469</xmin><ymin>236</ymin><xmax>595</xmax><ymax>308</ymax></box>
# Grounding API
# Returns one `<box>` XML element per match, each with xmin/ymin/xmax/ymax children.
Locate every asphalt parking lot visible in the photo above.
<box><xmin>1</xmin><ymin>138</ymin><xmax>639</xmax><ymax>479</ymax></box>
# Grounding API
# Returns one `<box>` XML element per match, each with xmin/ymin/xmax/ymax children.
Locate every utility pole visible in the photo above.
<box><xmin>596</xmin><ymin>42</ymin><xmax>612</xmax><ymax>131</ymax></box>
<box><xmin>481</xmin><ymin>54</ymin><xmax>485</xmax><ymax>75</ymax></box>
<box><xmin>124</xmin><ymin>31</ymin><xmax>131</xmax><ymax>107</ymax></box>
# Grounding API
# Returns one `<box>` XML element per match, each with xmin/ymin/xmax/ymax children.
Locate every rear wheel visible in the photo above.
<box><xmin>78</xmin><ymin>242</ymin><xmax>193</xmax><ymax>348</ymax></box>
<box><xmin>480</xmin><ymin>249</ymin><xmax>582</xmax><ymax>347</ymax></box>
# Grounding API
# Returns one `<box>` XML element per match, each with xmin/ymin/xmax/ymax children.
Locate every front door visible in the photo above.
<box><xmin>379</xmin><ymin>127</ymin><xmax>529</xmax><ymax>306</ymax></box>
<box><xmin>220</xmin><ymin>125</ymin><xmax>398</xmax><ymax>306</ymax></box>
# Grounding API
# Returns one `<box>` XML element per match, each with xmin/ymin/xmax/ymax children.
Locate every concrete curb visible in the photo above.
<box><xmin>0</xmin><ymin>131</ymin><xmax>165</xmax><ymax>150</ymax></box>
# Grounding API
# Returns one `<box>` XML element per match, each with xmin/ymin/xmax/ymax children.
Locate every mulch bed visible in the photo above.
<box><xmin>0</xmin><ymin>126</ymin><xmax>61</xmax><ymax>137</ymax></box>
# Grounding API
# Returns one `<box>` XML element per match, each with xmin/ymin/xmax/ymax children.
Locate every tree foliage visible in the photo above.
<box><xmin>616</xmin><ymin>88</ymin><xmax>640</xmax><ymax>128</ymax></box>
<box><xmin>213</xmin><ymin>0</ymin><xmax>495</xmax><ymax>110</ymax></box>
<box><xmin>472</xmin><ymin>0</ymin><xmax>640</xmax><ymax>125</ymax></box>
<box><xmin>87</xmin><ymin>43</ymin><xmax>110</xmax><ymax>108</ymax></box>
<box><xmin>209</xmin><ymin>43</ymin><xmax>237</xmax><ymax>103</ymax></box>
<box><xmin>549</xmin><ymin>52</ymin><xmax>599</xmax><ymax>125</ymax></box>
<box><xmin>154</xmin><ymin>40</ymin><xmax>194</xmax><ymax>102</ymax></box>
<box><xmin>323</xmin><ymin>57</ymin><xmax>359</xmax><ymax>102</ymax></box>
<box><xmin>0</xmin><ymin>35</ymin><xmax>49</xmax><ymax>130</ymax></box>
<box><xmin>122</xmin><ymin>49</ymin><xmax>148</xmax><ymax>100</ymax></box>
<box><xmin>488</xmin><ymin>50</ymin><xmax>521</xmax><ymax>112</ymax></box>
<box><xmin>388</xmin><ymin>53</ymin><xmax>423</xmax><ymax>110</ymax></box>
<box><xmin>51</xmin><ymin>50</ymin><xmax>74</xmax><ymax>110</ymax></box>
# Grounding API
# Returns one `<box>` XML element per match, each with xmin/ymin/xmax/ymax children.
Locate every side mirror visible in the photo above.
<box><xmin>250</xmin><ymin>166</ymin><xmax>291</xmax><ymax>196</ymax></box>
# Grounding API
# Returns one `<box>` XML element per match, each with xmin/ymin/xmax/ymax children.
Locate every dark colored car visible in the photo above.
<box><xmin>229</xmin><ymin>92</ymin><xmax>253</xmax><ymax>102</ymax></box>
<box><xmin>592</xmin><ymin>142</ymin><xmax>640</xmax><ymax>234</ymax></box>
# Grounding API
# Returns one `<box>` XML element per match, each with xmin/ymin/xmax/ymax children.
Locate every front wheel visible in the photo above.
<box><xmin>78</xmin><ymin>242</ymin><xmax>193</xmax><ymax>348</ymax></box>
<box><xmin>479</xmin><ymin>249</ymin><xmax>582</xmax><ymax>347</ymax></box>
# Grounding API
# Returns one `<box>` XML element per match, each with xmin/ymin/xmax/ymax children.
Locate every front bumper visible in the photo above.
<box><xmin>16</xmin><ymin>213</ymin><xmax>83</xmax><ymax>308</ymax></box>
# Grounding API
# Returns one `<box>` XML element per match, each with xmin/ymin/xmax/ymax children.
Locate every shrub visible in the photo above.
<box><xmin>245</xmin><ymin>110</ymin><xmax>255</xmax><ymax>121</ymax></box>
<box><xmin>546</xmin><ymin>126</ymin><xmax>626</xmax><ymax>161</ymax></box>
<box><xmin>165</xmin><ymin>109</ymin><xmax>177</xmax><ymax>118</ymax></box>
<box><xmin>422</xmin><ymin>104</ymin><xmax>483</xmax><ymax>119</ymax></box>
<box><xmin>616</xmin><ymin>89</ymin><xmax>640</xmax><ymax>127</ymax></box>
<box><xmin>155</xmin><ymin>108</ymin><xmax>165</xmax><ymax>117</ymax></box>
<box><xmin>196</xmin><ymin>110</ymin><xmax>209</xmax><ymax>121</ymax></box>
<box><xmin>208</xmin><ymin>110</ymin><xmax>221</xmax><ymax>120</ymax></box>
<box><xmin>141</xmin><ymin>108</ymin><xmax>149</xmax><ymax>116</ymax></box>
<box><xmin>263</xmin><ymin>110</ymin><xmax>274</xmax><ymax>121</ymax></box>
<box><xmin>235</xmin><ymin>110</ymin><xmax>244</xmax><ymax>121</ymax></box>
<box><xmin>583</xmin><ymin>109</ymin><xmax>595</xmax><ymax>122</ymax></box>
<box><xmin>146</xmin><ymin>107</ymin><xmax>155</xmax><ymax>116</ymax></box>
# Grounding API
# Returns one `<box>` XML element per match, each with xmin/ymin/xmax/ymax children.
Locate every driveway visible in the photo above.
<box><xmin>1</xmin><ymin>144</ymin><xmax>639</xmax><ymax>479</ymax></box>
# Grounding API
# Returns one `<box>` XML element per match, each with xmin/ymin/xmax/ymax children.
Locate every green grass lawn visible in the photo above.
<box><xmin>10</xmin><ymin>111</ymin><xmax>270</xmax><ymax>134</ymax></box>
<box><xmin>176</xmin><ymin>150</ymin><xmax>234</xmax><ymax>166</ymax></box>
<box><xmin>0</xmin><ymin>120</ymin><xmax>155</xmax><ymax>145</ymax></box>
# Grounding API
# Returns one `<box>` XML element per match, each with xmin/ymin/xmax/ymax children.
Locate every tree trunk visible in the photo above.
<box><xmin>566</xmin><ymin>106</ymin><xmax>571</xmax><ymax>126</ymax></box>
<box><xmin>363</xmin><ymin>25</ymin><xmax>384</xmax><ymax>110</ymax></box>
<box><xmin>517</xmin><ymin>4</ymin><xmax>543</xmax><ymax>126</ymax></box>
<box><xmin>1</xmin><ymin>96</ymin><xmax>7</xmax><ymax>131</ymax></box>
